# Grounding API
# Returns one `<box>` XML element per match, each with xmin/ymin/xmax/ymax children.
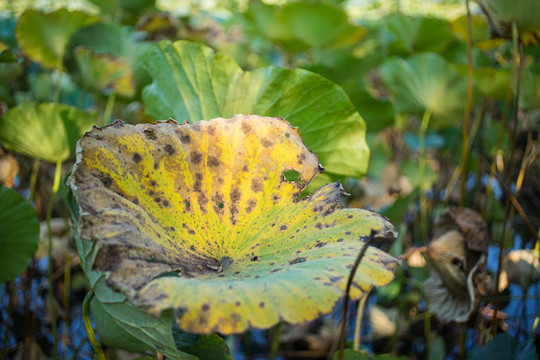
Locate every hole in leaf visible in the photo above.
<box><xmin>153</xmin><ymin>271</ymin><xmax>180</xmax><ymax>279</ymax></box>
<box><xmin>144</xmin><ymin>129</ymin><xmax>156</xmax><ymax>139</ymax></box>
<box><xmin>285</xmin><ymin>133</ymin><xmax>290</xmax><ymax>138</ymax></box>
<box><xmin>218</xmin><ymin>202</ymin><xmax>224</xmax><ymax>209</ymax></box>
<box><xmin>282</xmin><ymin>169</ymin><xmax>302</xmax><ymax>182</ymax></box>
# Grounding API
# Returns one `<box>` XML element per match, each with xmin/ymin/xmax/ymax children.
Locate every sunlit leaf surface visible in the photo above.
<box><xmin>142</xmin><ymin>40</ymin><xmax>369</xmax><ymax>178</ymax></box>
<box><xmin>15</xmin><ymin>9</ymin><xmax>97</xmax><ymax>69</ymax></box>
<box><xmin>242</xmin><ymin>0</ymin><xmax>366</xmax><ymax>52</ymax></box>
<box><xmin>0</xmin><ymin>102</ymin><xmax>98</xmax><ymax>163</ymax></box>
<box><xmin>68</xmin><ymin>115</ymin><xmax>397</xmax><ymax>334</ymax></box>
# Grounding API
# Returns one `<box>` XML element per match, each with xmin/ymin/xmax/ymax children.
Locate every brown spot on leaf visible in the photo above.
<box><xmin>246</xmin><ymin>198</ymin><xmax>257</xmax><ymax>213</ymax></box>
<box><xmin>280</xmin><ymin>224</ymin><xmax>288</xmax><ymax>231</ymax></box>
<box><xmin>164</xmin><ymin>144</ymin><xmax>175</xmax><ymax>155</ymax></box>
<box><xmin>202</xmin><ymin>304</ymin><xmax>210</xmax><ymax>311</ymax></box>
<box><xmin>230</xmin><ymin>188</ymin><xmax>241</xmax><ymax>202</ymax></box>
<box><xmin>261</xmin><ymin>138</ymin><xmax>272</xmax><ymax>148</ymax></box>
<box><xmin>132</xmin><ymin>153</ymin><xmax>142</xmax><ymax>163</ymax></box>
<box><xmin>180</xmin><ymin>134</ymin><xmax>190</xmax><ymax>143</ymax></box>
<box><xmin>207</xmin><ymin>156</ymin><xmax>219</xmax><ymax>167</ymax></box>
<box><xmin>251</xmin><ymin>178</ymin><xmax>263</xmax><ymax>193</ymax></box>
<box><xmin>198</xmin><ymin>193</ymin><xmax>208</xmax><ymax>211</ymax></box>
<box><xmin>190</xmin><ymin>152</ymin><xmax>202</xmax><ymax>164</ymax></box>
<box><xmin>241</xmin><ymin>122</ymin><xmax>252</xmax><ymax>134</ymax></box>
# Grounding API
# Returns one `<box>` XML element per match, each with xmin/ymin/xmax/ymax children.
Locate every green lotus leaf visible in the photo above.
<box><xmin>68</xmin><ymin>22</ymin><xmax>154</xmax><ymax>95</ymax></box>
<box><xmin>450</xmin><ymin>15</ymin><xmax>505</xmax><ymax>50</ymax></box>
<box><xmin>519</xmin><ymin>71</ymin><xmax>540</xmax><ymax>110</ymax></box>
<box><xmin>0</xmin><ymin>103</ymin><xmax>98</xmax><ymax>163</ymax></box>
<box><xmin>68</xmin><ymin>193</ymin><xmax>191</xmax><ymax>358</ymax></box>
<box><xmin>68</xmin><ymin>114</ymin><xmax>397</xmax><ymax>334</ymax></box>
<box><xmin>477</xmin><ymin>0</ymin><xmax>540</xmax><ymax>44</ymax></box>
<box><xmin>0</xmin><ymin>185</ymin><xmax>39</xmax><ymax>283</ymax></box>
<box><xmin>0</xmin><ymin>49</ymin><xmax>17</xmax><ymax>63</ymax></box>
<box><xmin>380</xmin><ymin>53</ymin><xmax>468</xmax><ymax>125</ymax></box>
<box><xmin>242</xmin><ymin>0</ymin><xmax>365</xmax><ymax>52</ymax></box>
<box><xmin>87</xmin><ymin>0</ymin><xmax>155</xmax><ymax>17</ymax></box>
<box><xmin>142</xmin><ymin>40</ymin><xmax>369</xmax><ymax>179</ymax></box>
<box><xmin>468</xmin><ymin>332</ymin><xmax>536</xmax><ymax>360</ymax></box>
<box><xmin>186</xmin><ymin>334</ymin><xmax>230</xmax><ymax>360</ymax></box>
<box><xmin>74</xmin><ymin>46</ymin><xmax>135</xmax><ymax>97</ymax></box>
<box><xmin>380</xmin><ymin>13</ymin><xmax>455</xmax><ymax>56</ymax></box>
<box><xmin>454</xmin><ymin>65</ymin><xmax>511</xmax><ymax>99</ymax></box>
<box><xmin>15</xmin><ymin>9</ymin><xmax>97</xmax><ymax>70</ymax></box>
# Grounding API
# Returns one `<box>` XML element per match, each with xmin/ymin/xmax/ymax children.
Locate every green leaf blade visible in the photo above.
<box><xmin>0</xmin><ymin>103</ymin><xmax>98</xmax><ymax>163</ymax></box>
<box><xmin>0</xmin><ymin>186</ymin><xmax>39</xmax><ymax>283</ymax></box>
<box><xmin>142</xmin><ymin>40</ymin><xmax>369</xmax><ymax>178</ymax></box>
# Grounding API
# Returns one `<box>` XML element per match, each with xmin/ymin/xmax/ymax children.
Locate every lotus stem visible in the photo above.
<box><xmin>459</xmin><ymin>0</ymin><xmax>474</xmax><ymax>208</ymax></box>
<box><xmin>83</xmin><ymin>290</ymin><xmax>106</xmax><ymax>360</ymax></box>
<box><xmin>102</xmin><ymin>92</ymin><xmax>116</xmax><ymax>126</ymax></box>
<box><xmin>532</xmin><ymin>237</ymin><xmax>540</xmax><ymax>335</ymax></box>
<box><xmin>353</xmin><ymin>292</ymin><xmax>368</xmax><ymax>351</ymax></box>
<box><xmin>338</xmin><ymin>230</ymin><xmax>374</xmax><ymax>360</ymax></box>
<box><xmin>492</xmin><ymin>21</ymin><xmax>524</xmax><ymax>336</ymax></box>
<box><xmin>47</xmin><ymin>160</ymin><xmax>62</xmax><ymax>359</ymax></box>
<box><xmin>418</xmin><ymin>108</ymin><xmax>432</xmax><ymax>243</ymax></box>
<box><xmin>62</xmin><ymin>250</ymin><xmax>71</xmax><ymax>354</ymax></box>
<box><xmin>53</xmin><ymin>56</ymin><xmax>62</xmax><ymax>103</ymax></box>
<box><xmin>443</xmin><ymin>105</ymin><xmax>483</xmax><ymax>206</ymax></box>
<box><xmin>268</xmin><ymin>322</ymin><xmax>284</xmax><ymax>360</ymax></box>
<box><xmin>29</xmin><ymin>159</ymin><xmax>40</xmax><ymax>202</ymax></box>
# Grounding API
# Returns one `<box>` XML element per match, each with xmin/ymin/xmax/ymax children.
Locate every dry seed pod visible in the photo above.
<box><xmin>499</xmin><ymin>249</ymin><xmax>540</xmax><ymax>291</ymax></box>
<box><xmin>425</xmin><ymin>207</ymin><xmax>489</xmax><ymax>323</ymax></box>
<box><xmin>427</xmin><ymin>230</ymin><xmax>467</xmax><ymax>297</ymax></box>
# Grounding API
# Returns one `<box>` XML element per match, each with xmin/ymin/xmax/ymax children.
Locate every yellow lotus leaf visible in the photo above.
<box><xmin>68</xmin><ymin>114</ymin><xmax>397</xmax><ymax>334</ymax></box>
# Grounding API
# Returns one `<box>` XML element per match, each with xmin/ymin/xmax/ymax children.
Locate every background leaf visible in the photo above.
<box><xmin>0</xmin><ymin>186</ymin><xmax>39</xmax><ymax>283</ymax></box>
<box><xmin>0</xmin><ymin>102</ymin><xmax>98</xmax><ymax>163</ymax></box>
<box><xmin>380</xmin><ymin>13</ymin><xmax>455</xmax><ymax>56</ymax></box>
<box><xmin>380</xmin><ymin>53</ymin><xmax>468</xmax><ymax>125</ymax></box>
<box><xmin>142</xmin><ymin>40</ymin><xmax>369</xmax><ymax>178</ymax></box>
<box><xmin>468</xmin><ymin>332</ymin><xmax>537</xmax><ymax>360</ymax></box>
<box><xmin>186</xmin><ymin>334</ymin><xmax>231</xmax><ymax>360</ymax></box>
<box><xmin>15</xmin><ymin>9</ymin><xmax>97</xmax><ymax>69</ymax></box>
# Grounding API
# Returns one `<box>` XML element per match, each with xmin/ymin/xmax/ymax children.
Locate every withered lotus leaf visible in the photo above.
<box><xmin>68</xmin><ymin>114</ymin><xmax>397</xmax><ymax>334</ymax></box>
